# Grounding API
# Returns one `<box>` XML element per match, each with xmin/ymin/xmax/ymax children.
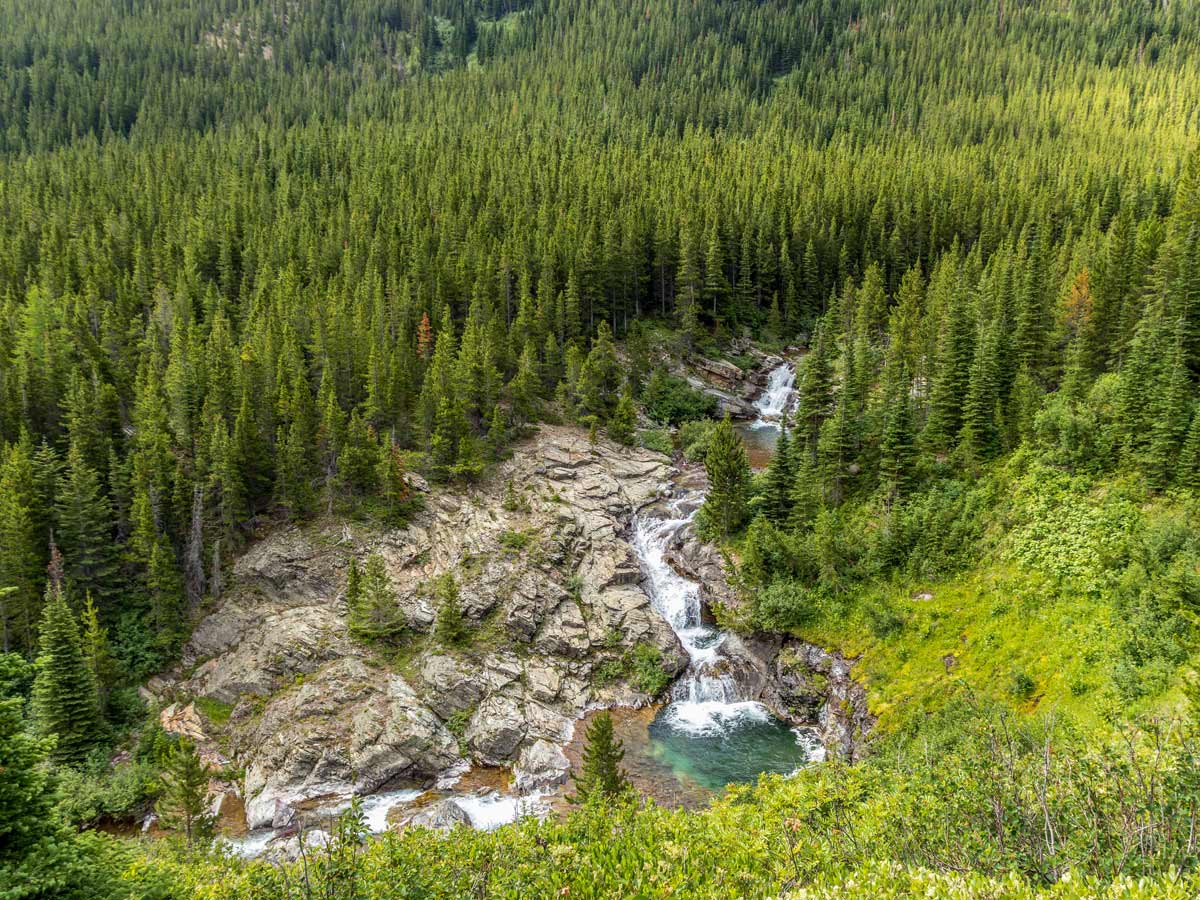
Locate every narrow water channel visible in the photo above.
<box><xmin>608</xmin><ymin>360</ymin><xmax>818</xmax><ymax>801</ymax></box>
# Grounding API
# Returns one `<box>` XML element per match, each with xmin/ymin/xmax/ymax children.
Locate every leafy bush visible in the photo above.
<box><xmin>498</xmin><ymin>529</ymin><xmax>535</xmax><ymax>552</ymax></box>
<box><xmin>642</xmin><ymin>369</ymin><xmax>718</xmax><ymax>426</ymax></box>
<box><xmin>638</xmin><ymin>428</ymin><xmax>673</xmax><ymax>455</ymax></box>
<box><xmin>678</xmin><ymin>418</ymin><xmax>718</xmax><ymax>463</ymax></box>
<box><xmin>55</xmin><ymin>758</ymin><xmax>162</xmax><ymax>828</ymax></box>
<box><xmin>144</xmin><ymin>713</ymin><xmax>1200</xmax><ymax>898</ymax></box>
<box><xmin>628</xmin><ymin>644</ymin><xmax>672</xmax><ymax>696</ymax></box>
<box><xmin>1008</xmin><ymin>670</ymin><xmax>1036</xmax><ymax>700</ymax></box>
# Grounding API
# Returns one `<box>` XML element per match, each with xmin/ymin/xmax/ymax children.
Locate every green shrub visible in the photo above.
<box><xmin>55</xmin><ymin>759</ymin><xmax>162</xmax><ymax>828</ymax></box>
<box><xmin>678</xmin><ymin>418</ymin><xmax>718</xmax><ymax>463</ymax></box>
<box><xmin>638</xmin><ymin>428</ymin><xmax>673</xmax><ymax>455</ymax></box>
<box><xmin>629</xmin><ymin>644</ymin><xmax>672</xmax><ymax>696</ymax></box>
<box><xmin>1009</xmin><ymin>670</ymin><xmax>1036</xmax><ymax>700</ymax></box>
<box><xmin>498</xmin><ymin>529</ymin><xmax>535</xmax><ymax>552</ymax></box>
<box><xmin>642</xmin><ymin>368</ymin><xmax>718</xmax><ymax>426</ymax></box>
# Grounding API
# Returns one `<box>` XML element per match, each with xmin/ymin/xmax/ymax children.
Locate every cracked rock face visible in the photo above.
<box><xmin>168</xmin><ymin>426</ymin><xmax>689</xmax><ymax>825</ymax></box>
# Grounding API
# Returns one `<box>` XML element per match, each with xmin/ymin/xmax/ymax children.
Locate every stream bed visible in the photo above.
<box><xmin>583</xmin><ymin>359</ymin><xmax>818</xmax><ymax>805</ymax></box>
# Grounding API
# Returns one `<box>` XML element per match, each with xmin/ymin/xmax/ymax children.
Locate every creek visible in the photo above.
<box><xmin>599</xmin><ymin>360</ymin><xmax>820</xmax><ymax>803</ymax></box>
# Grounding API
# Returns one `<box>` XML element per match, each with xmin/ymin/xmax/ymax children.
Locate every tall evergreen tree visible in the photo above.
<box><xmin>700</xmin><ymin>416</ymin><xmax>751</xmax><ymax>539</ymax></box>
<box><xmin>55</xmin><ymin>441</ymin><xmax>121</xmax><ymax>609</ymax></box>
<box><xmin>879</xmin><ymin>368</ymin><xmax>917</xmax><ymax>503</ymax></box>
<box><xmin>571</xmin><ymin>711</ymin><xmax>629</xmax><ymax>804</ymax></box>
<box><xmin>348</xmin><ymin>553</ymin><xmax>402</xmax><ymax>641</ymax></box>
<box><xmin>31</xmin><ymin>583</ymin><xmax>103</xmax><ymax>764</ymax></box>
<box><xmin>760</xmin><ymin>417</ymin><xmax>795</xmax><ymax>524</ymax></box>
<box><xmin>156</xmin><ymin>738</ymin><xmax>215</xmax><ymax>846</ymax></box>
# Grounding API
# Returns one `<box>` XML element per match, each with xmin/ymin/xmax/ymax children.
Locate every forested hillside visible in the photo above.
<box><xmin>2</xmin><ymin>0</ymin><xmax>1200</xmax><ymax>897</ymax></box>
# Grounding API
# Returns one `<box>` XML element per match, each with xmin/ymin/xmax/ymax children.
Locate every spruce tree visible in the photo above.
<box><xmin>607</xmin><ymin>387</ymin><xmax>637</xmax><ymax>447</ymax></box>
<box><xmin>959</xmin><ymin>322</ymin><xmax>1002</xmax><ymax>460</ymax></box>
<box><xmin>879</xmin><ymin>368</ymin><xmax>916</xmax><ymax>503</ymax></box>
<box><xmin>571</xmin><ymin>711</ymin><xmax>629</xmax><ymax>804</ymax></box>
<box><xmin>760</xmin><ymin>418</ymin><xmax>795</xmax><ymax>524</ymax></box>
<box><xmin>576</xmin><ymin>322</ymin><xmax>621</xmax><ymax>420</ymax></box>
<box><xmin>817</xmin><ymin>392</ymin><xmax>855</xmax><ymax>507</ymax></box>
<box><xmin>924</xmin><ymin>261</ymin><xmax>974</xmax><ymax>452</ymax></box>
<box><xmin>156</xmin><ymin>738</ymin><xmax>215</xmax><ymax>846</ymax></box>
<box><xmin>433</xmin><ymin>573</ymin><xmax>467</xmax><ymax>646</ymax></box>
<box><xmin>79</xmin><ymin>594</ymin><xmax>118</xmax><ymax>713</ymax></box>
<box><xmin>55</xmin><ymin>441</ymin><xmax>121</xmax><ymax>609</ymax></box>
<box><xmin>0</xmin><ymin>445</ymin><xmax>43</xmax><ymax>653</ymax></box>
<box><xmin>348</xmin><ymin>553</ymin><xmax>402</xmax><ymax>641</ymax></box>
<box><xmin>0</xmin><ymin>696</ymin><xmax>56</xmax><ymax>860</ymax></box>
<box><xmin>31</xmin><ymin>583</ymin><xmax>103</xmax><ymax>765</ymax></box>
<box><xmin>701</xmin><ymin>416</ymin><xmax>751</xmax><ymax>539</ymax></box>
<box><xmin>1148</xmin><ymin>326</ymin><xmax>1193</xmax><ymax>489</ymax></box>
<box><xmin>1177</xmin><ymin>409</ymin><xmax>1200</xmax><ymax>490</ymax></box>
<box><xmin>794</xmin><ymin>322</ymin><xmax>833</xmax><ymax>466</ymax></box>
<box><xmin>376</xmin><ymin>437</ymin><xmax>416</xmax><ymax>526</ymax></box>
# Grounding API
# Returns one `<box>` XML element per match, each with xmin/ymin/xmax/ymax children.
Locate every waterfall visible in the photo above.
<box><xmin>750</xmin><ymin>362</ymin><xmax>796</xmax><ymax>424</ymax></box>
<box><xmin>632</xmin><ymin>499</ymin><xmax>772</xmax><ymax>736</ymax></box>
<box><xmin>630</xmin><ymin>358</ymin><xmax>808</xmax><ymax>739</ymax></box>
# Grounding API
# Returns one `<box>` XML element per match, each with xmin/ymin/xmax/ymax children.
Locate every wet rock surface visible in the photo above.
<box><xmin>164</xmin><ymin>426</ymin><xmax>690</xmax><ymax>826</ymax></box>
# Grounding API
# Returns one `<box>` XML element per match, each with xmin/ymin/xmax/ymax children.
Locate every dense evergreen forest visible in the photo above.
<box><xmin>3</xmin><ymin>0</ymin><xmax>1200</xmax><ymax>896</ymax></box>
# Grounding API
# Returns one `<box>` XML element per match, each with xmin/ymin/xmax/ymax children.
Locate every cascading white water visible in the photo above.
<box><xmin>633</xmin><ymin>360</ymin><xmax>811</xmax><ymax>742</ymax></box>
<box><xmin>751</xmin><ymin>362</ymin><xmax>796</xmax><ymax>423</ymax></box>
<box><xmin>632</xmin><ymin>496</ymin><xmax>776</xmax><ymax>737</ymax></box>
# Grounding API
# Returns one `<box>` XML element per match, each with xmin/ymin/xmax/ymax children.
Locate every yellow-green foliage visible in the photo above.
<box><xmin>133</xmin><ymin>713</ymin><xmax>1200</xmax><ymax>898</ymax></box>
<box><xmin>786</xmin><ymin>864</ymin><xmax>1200</xmax><ymax>900</ymax></box>
<box><xmin>766</xmin><ymin>457</ymin><xmax>1199</xmax><ymax>738</ymax></box>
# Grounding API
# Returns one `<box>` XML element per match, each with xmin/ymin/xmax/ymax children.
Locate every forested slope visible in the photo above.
<box><xmin>2</xmin><ymin>0</ymin><xmax>1200</xmax><ymax>896</ymax></box>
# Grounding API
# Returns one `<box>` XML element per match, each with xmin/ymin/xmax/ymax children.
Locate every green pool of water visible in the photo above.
<box><xmin>645</xmin><ymin>705</ymin><xmax>814</xmax><ymax>792</ymax></box>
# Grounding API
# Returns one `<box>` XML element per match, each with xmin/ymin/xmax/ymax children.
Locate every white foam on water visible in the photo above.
<box><xmin>451</xmin><ymin>791</ymin><xmax>548</xmax><ymax>831</ymax></box>
<box><xmin>360</xmin><ymin>789</ymin><xmax>425</xmax><ymax>833</ymax></box>
<box><xmin>661</xmin><ymin>699</ymin><xmax>772</xmax><ymax>736</ymax></box>
<box><xmin>221</xmin><ymin>829</ymin><xmax>277</xmax><ymax>859</ymax></box>
<box><xmin>791</xmin><ymin>726</ymin><xmax>828</xmax><ymax>767</ymax></box>
<box><xmin>753</xmin><ymin>363</ymin><xmax>796</xmax><ymax>421</ymax></box>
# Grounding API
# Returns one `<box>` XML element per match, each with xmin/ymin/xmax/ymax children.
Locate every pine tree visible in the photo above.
<box><xmin>0</xmin><ymin>696</ymin><xmax>57</xmax><ymax>859</ymax></box>
<box><xmin>607</xmin><ymin>387</ymin><xmax>637</xmax><ymax>447</ymax></box>
<box><xmin>959</xmin><ymin>322</ymin><xmax>1002</xmax><ymax>460</ymax></box>
<box><xmin>433</xmin><ymin>573</ymin><xmax>467</xmax><ymax>645</ymax></box>
<box><xmin>348</xmin><ymin>553</ymin><xmax>402</xmax><ymax>641</ymax></box>
<box><xmin>701</xmin><ymin>416</ymin><xmax>751</xmax><ymax>539</ymax></box>
<box><xmin>0</xmin><ymin>444</ymin><xmax>43</xmax><ymax>653</ymax></box>
<box><xmin>508</xmin><ymin>344</ymin><xmax>543</xmax><ymax>425</ymax></box>
<box><xmin>79</xmin><ymin>593</ymin><xmax>118</xmax><ymax>712</ymax></box>
<box><xmin>760</xmin><ymin>417</ymin><xmax>795</xmax><ymax>524</ymax></box>
<box><xmin>1148</xmin><ymin>324</ymin><xmax>1193</xmax><ymax>489</ymax></box>
<box><xmin>31</xmin><ymin>582</ymin><xmax>103</xmax><ymax>764</ymax></box>
<box><xmin>571</xmin><ymin>711</ymin><xmax>628</xmax><ymax>804</ymax></box>
<box><xmin>429</xmin><ymin>397</ymin><xmax>465</xmax><ymax>483</ymax></box>
<box><xmin>794</xmin><ymin>321</ymin><xmax>834</xmax><ymax>466</ymax></box>
<box><xmin>156</xmin><ymin>738</ymin><xmax>215</xmax><ymax>846</ymax></box>
<box><xmin>924</xmin><ymin>259</ymin><xmax>974</xmax><ymax>452</ymax></box>
<box><xmin>376</xmin><ymin>438</ymin><xmax>416</xmax><ymax>525</ymax></box>
<box><xmin>576</xmin><ymin>322</ymin><xmax>621</xmax><ymax>420</ymax></box>
<box><xmin>1177</xmin><ymin>409</ymin><xmax>1200</xmax><ymax>490</ymax></box>
<box><xmin>879</xmin><ymin>368</ymin><xmax>916</xmax><ymax>503</ymax></box>
<box><xmin>817</xmin><ymin>392</ymin><xmax>855</xmax><ymax>506</ymax></box>
<box><xmin>55</xmin><ymin>441</ymin><xmax>121</xmax><ymax>609</ymax></box>
<box><xmin>275</xmin><ymin>418</ymin><xmax>316</xmax><ymax>520</ymax></box>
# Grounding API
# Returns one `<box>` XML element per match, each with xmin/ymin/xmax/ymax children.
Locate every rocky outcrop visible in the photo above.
<box><xmin>167</xmin><ymin>426</ymin><xmax>689</xmax><ymax>826</ymax></box>
<box><xmin>236</xmin><ymin>659</ymin><xmax>461</xmax><ymax>828</ymax></box>
<box><xmin>672</xmin><ymin>352</ymin><xmax>797</xmax><ymax>420</ymax></box>
<box><xmin>401</xmin><ymin>799</ymin><xmax>472</xmax><ymax>831</ymax></box>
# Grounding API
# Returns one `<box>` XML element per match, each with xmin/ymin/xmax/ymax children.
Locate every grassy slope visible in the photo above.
<box><xmin>792</xmin><ymin>457</ymin><xmax>1194</xmax><ymax>740</ymax></box>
